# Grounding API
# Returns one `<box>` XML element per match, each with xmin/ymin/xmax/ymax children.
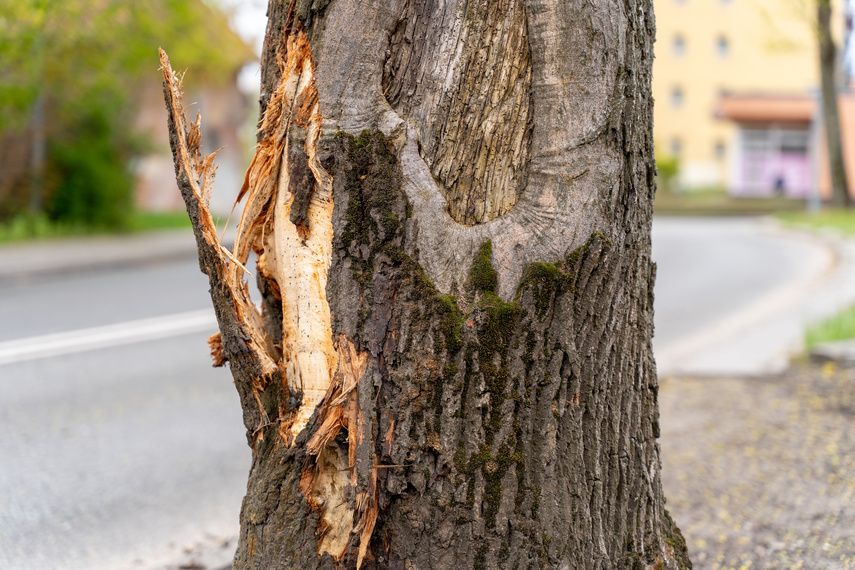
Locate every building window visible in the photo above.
<box><xmin>671</xmin><ymin>86</ymin><xmax>684</xmax><ymax>107</ymax></box>
<box><xmin>714</xmin><ymin>141</ymin><xmax>726</xmax><ymax>159</ymax></box>
<box><xmin>716</xmin><ymin>36</ymin><xmax>730</xmax><ymax>57</ymax></box>
<box><xmin>671</xmin><ymin>138</ymin><xmax>682</xmax><ymax>157</ymax></box>
<box><xmin>673</xmin><ymin>35</ymin><xmax>685</xmax><ymax>56</ymax></box>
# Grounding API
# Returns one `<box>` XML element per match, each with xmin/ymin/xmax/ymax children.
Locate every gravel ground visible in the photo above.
<box><xmin>659</xmin><ymin>363</ymin><xmax>855</xmax><ymax>569</ymax></box>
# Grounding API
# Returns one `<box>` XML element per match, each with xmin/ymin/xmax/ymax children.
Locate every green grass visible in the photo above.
<box><xmin>126</xmin><ymin>211</ymin><xmax>192</xmax><ymax>232</ymax></box>
<box><xmin>655</xmin><ymin>191</ymin><xmax>804</xmax><ymax>216</ymax></box>
<box><xmin>777</xmin><ymin>208</ymin><xmax>855</xmax><ymax>348</ymax></box>
<box><xmin>776</xmin><ymin>209</ymin><xmax>855</xmax><ymax>238</ymax></box>
<box><xmin>806</xmin><ymin>304</ymin><xmax>855</xmax><ymax>349</ymax></box>
<box><xmin>0</xmin><ymin>211</ymin><xmax>190</xmax><ymax>243</ymax></box>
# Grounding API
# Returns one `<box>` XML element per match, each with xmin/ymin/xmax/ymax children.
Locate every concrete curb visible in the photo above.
<box><xmin>0</xmin><ymin>230</ymin><xmax>204</xmax><ymax>286</ymax></box>
<box><xmin>809</xmin><ymin>339</ymin><xmax>855</xmax><ymax>367</ymax></box>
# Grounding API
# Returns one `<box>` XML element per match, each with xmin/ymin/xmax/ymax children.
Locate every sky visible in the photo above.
<box><xmin>209</xmin><ymin>0</ymin><xmax>268</xmax><ymax>94</ymax></box>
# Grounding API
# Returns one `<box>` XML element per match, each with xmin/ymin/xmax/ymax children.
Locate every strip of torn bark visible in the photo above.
<box><xmin>303</xmin><ymin>334</ymin><xmax>372</xmax><ymax>562</ymax></box>
<box><xmin>164</xmin><ymin>20</ymin><xmax>381</xmax><ymax>565</ymax></box>
<box><xmin>227</xmin><ymin>19</ymin><xmax>383</xmax><ymax>563</ymax></box>
<box><xmin>160</xmin><ymin>48</ymin><xmax>278</xmax><ymax>389</ymax></box>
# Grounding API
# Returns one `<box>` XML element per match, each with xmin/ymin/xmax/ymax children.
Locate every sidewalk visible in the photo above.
<box><xmin>0</xmin><ymin>229</ymin><xmax>200</xmax><ymax>286</ymax></box>
<box><xmin>656</xmin><ymin>219</ymin><xmax>855</xmax><ymax>377</ymax></box>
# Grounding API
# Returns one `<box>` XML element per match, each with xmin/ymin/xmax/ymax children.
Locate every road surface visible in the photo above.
<box><xmin>0</xmin><ymin>217</ymin><xmax>849</xmax><ymax>568</ymax></box>
<box><xmin>0</xmin><ymin>261</ymin><xmax>246</xmax><ymax>570</ymax></box>
<box><xmin>652</xmin><ymin>217</ymin><xmax>855</xmax><ymax>375</ymax></box>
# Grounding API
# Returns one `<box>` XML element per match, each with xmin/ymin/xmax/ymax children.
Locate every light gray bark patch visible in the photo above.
<box><xmin>382</xmin><ymin>0</ymin><xmax>534</xmax><ymax>225</ymax></box>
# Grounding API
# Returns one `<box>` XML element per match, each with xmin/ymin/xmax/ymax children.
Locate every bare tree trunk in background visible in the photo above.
<box><xmin>161</xmin><ymin>0</ymin><xmax>691</xmax><ymax>568</ymax></box>
<box><xmin>818</xmin><ymin>0</ymin><xmax>851</xmax><ymax>208</ymax></box>
<box><xmin>28</xmin><ymin>92</ymin><xmax>46</xmax><ymax>214</ymax></box>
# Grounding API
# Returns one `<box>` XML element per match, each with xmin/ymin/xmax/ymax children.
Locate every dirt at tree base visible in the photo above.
<box><xmin>659</xmin><ymin>363</ymin><xmax>855</xmax><ymax>569</ymax></box>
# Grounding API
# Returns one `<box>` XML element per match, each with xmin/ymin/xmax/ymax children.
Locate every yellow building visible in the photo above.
<box><xmin>652</xmin><ymin>0</ymin><xmax>846</xmax><ymax>194</ymax></box>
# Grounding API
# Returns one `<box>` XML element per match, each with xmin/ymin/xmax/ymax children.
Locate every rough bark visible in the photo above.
<box><xmin>818</xmin><ymin>0</ymin><xmax>851</xmax><ymax>208</ymax></box>
<box><xmin>161</xmin><ymin>0</ymin><xmax>690</xmax><ymax>568</ymax></box>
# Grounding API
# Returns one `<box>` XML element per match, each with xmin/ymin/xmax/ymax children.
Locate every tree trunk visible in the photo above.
<box><xmin>161</xmin><ymin>0</ymin><xmax>691</xmax><ymax>568</ymax></box>
<box><xmin>818</xmin><ymin>0</ymin><xmax>851</xmax><ymax>208</ymax></box>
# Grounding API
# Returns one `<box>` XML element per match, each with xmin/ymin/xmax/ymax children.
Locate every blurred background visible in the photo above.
<box><xmin>0</xmin><ymin>0</ymin><xmax>266</xmax><ymax>238</ymax></box>
<box><xmin>653</xmin><ymin>0</ymin><xmax>855</xmax><ymax>208</ymax></box>
<box><xmin>2</xmin><ymin>0</ymin><xmax>855</xmax><ymax>569</ymax></box>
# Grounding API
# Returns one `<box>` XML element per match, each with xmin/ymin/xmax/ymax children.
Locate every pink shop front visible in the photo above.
<box><xmin>733</xmin><ymin>125</ymin><xmax>812</xmax><ymax>198</ymax></box>
<box><xmin>717</xmin><ymin>94</ymin><xmax>815</xmax><ymax>198</ymax></box>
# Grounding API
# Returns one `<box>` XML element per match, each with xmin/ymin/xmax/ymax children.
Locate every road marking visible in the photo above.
<box><xmin>0</xmin><ymin>310</ymin><xmax>218</xmax><ymax>366</ymax></box>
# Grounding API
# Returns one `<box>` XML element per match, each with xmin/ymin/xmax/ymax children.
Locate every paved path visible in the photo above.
<box><xmin>0</xmin><ymin>241</ymin><xmax>246</xmax><ymax>570</ymax></box>
<box><xmin>653</xmin><ymin>217</ymin><xmax>855</xmax><ymax>376</ymax></box>
<box><xmin>0</xmin><ymin>230</ymin><xmax>197</xmax><ymax>287</ymax></box>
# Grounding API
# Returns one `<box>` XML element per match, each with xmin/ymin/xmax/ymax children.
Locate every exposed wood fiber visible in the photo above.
<box><xmin>231</xmin><ymin>20</ymin><xmax>336</xmax><ymax>446</ymax></box>
<box><xmin>163</xmin><ymin>17</ymin><xmax>379</xmax><ymax>561</ymax></box>
<box><xmin>161</xmin><ymin>47</ymin><xmax>278</xmax><ymax>404</ymax></box>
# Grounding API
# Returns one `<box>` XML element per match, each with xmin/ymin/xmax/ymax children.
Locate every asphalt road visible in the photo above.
<box><xmin>0</xmin><ymin>261</ymin><xmax>248</xmax><ymax>570</ymax></box>
<box><xmin>0</xmin><ymin>217</ymin><xmax>841</xmax><ymax>568</ymax></box>
<box><xmin>651</xmin><ymin>217</ymin><xmax>840</xmax><ymax>375</ymax></box>
<box><xmin>651</xmin><ymin>217</ymin><xmax>808</xmax><ymax>350</ymax></box>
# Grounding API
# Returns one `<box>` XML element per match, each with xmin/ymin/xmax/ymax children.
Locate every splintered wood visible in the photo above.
<box><xmin>235</xmin><ymin>28</ymin><xmax>337</xmax><ymax>446</ymax></box>
<box><xmin>160</xmin><ymin>49</ymin><xmax>277</xmax><ymax>386</ymax></box>
<box><xmin>303</xmin><ymin>334</ymin><xmax>376</xmax><ymax>566</ymax></box>
<box><xmin>164</xmin><ymin>27</ymin><xmax>336</xmax><ymax>444</ymax></box>
<box><xmin>162</xmin><ymin>21</ymin><xmax>378</xmax><ymax>567</ymax></box>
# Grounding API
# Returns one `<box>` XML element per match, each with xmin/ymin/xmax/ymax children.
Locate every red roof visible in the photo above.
<box><xmin>716</xmin><ymin>94</ymin><xmax>814</xmax><ymax>122</ymax></box>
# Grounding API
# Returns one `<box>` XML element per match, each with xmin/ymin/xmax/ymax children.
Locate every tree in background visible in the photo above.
<box><xmin>817</xmin><ymin>0</ymin><xmax>852</xmax><ymax>208</ymax></box>
<box><xmin>0</xmin><ymin>0</ymin><xmax>253</xmax><ymax>230</ymax></box>
<box><xmin>163</xmin><ymin>0</ymin><xmax>692</xmax><ymax>567</ymax></box>
<box><xmin>656</xmin><ymin>155</ymin><xmax>681</xmax><ymax>196</ymax></box>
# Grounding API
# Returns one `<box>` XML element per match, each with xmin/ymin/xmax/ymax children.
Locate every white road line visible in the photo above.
<box><xmin>0</xmin><ymin>310</ymin><xmax>218</xmax><ymax>366</ymax></box>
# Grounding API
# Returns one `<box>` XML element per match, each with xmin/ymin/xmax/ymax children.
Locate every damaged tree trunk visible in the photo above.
<box><xmin>161</xmin><ymin>0</ymin><xmax>691</xmax><ymax>568</ymax></box>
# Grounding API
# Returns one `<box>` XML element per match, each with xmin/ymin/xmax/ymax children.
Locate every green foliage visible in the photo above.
<box><xmin>655</xmin><ymin>154</ymin><xmax>680</xmax><ymax>195</ymax></box>
<box><xmin>0</xmin><ymin>0</ymin><xmax>253</xmax><ymax>229</ymax></box>
<box><xmin>46</xmin><ymin>94</ymin><xmax>138</xmax><ymax>228</ymax></box>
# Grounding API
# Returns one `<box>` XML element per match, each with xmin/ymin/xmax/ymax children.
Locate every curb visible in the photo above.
<box><xmin>654</xmin><ymin>216</ymin><xmax>855</xmax><ymax>377</ymax></box>
<box><xmin>809</xmin><ymin>340</ymin><xmax>855</xmax><ymax>368</ymax></box>
<box><xmin>0</xmin><ymin>230</ymin><xmax>201</xmax><ymax>286</ymax></box>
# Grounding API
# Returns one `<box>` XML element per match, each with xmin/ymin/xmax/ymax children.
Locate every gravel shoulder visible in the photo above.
<box><xmin>659</xmin><ymin>363</ymin><xmax>855</xmax><ymax>569</ymax></box>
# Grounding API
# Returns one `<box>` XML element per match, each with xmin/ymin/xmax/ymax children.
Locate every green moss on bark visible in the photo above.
<box><xmin>470</xmin><ymin>240</ymin><xmax>498</xmax><ymax>293</ymax></box>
